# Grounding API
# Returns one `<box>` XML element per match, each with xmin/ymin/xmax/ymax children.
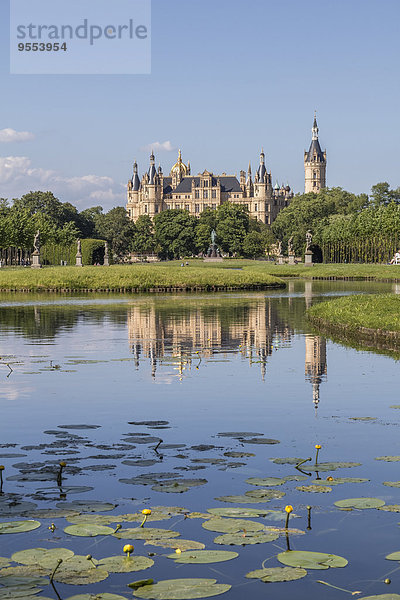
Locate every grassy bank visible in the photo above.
<box><xmin>307</xmin><ymin>294</ymin><xmax>400</xmax><ymax>345</ymax></box>
<box><xmin>0</xmin><ymin>264</ymin><xmax>285</xmax><ymax>292</ymax></box>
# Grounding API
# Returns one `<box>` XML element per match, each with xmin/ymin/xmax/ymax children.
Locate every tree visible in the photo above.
<box><xmin>216</xmin><ymin>203</ymin><xmax>249</xmax><ymax>255</ymax></box>
<box><xmin>154</xmin><ymin>209</ymin><xmax>197</xmax><ymax>259</ymax></box>
<box><xmin>195</xmin><ymin>222</ymin><xmax>212</xmax><ymax>254</ymax></box>
<box><xmin>131</xmin><ymin>215</ymin><xmax>155</xmax><ymax>254</ymax></box>
<box><xmin>370</xmin><ymin>182</ymin><xmax>400</xmax><ymax>207</ymax></box>
<box><xmin>94</xmin><ymin>206</ymin><xmax>135</xmax><ymax>257</ymax></box>
<box><xmin>242</xmin><ymin>231</ymin><xmax>265</xmax><ymax>258</ymax></box>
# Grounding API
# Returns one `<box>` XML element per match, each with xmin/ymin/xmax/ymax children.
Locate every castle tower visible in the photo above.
<box><xmin>304</xmin><ymin>113</ymin><xmax>326</xmax><ymax>193</ymax></box>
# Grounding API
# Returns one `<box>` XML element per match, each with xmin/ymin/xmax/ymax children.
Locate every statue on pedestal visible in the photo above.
<box><xmin>288</xmin><ymin>235</ymin><xmax>294</xmax><ymax>255</ymax></box>
<box><xmin>305</xmin><ymin>230</ymin><xmax>313</xmax><ymax>252</ymax></box>
<box><xmin>75</xmin><ymin>238</ymin><xmax>83</xmax><ymax>267</ymax></box>
<box><xmin>207</xmin><ymin>230</ymin><xmax>221</xmax><ymax>258</ymax></box>
<box><xmin>31</xmin><ymin>230</ymin><xmax>42</xmax><ymax>269</ymax></box>
<box><xmin>33</xmin><ymin>230</ymin><xmax>40</xmax><ymax>254</ymax></box>
<box><xmin>104</xmin><ymin>241</ymin><xmax>110</xmax><ymax>266</ymax></box>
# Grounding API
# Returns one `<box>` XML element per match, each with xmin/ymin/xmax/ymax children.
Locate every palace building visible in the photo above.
<box><xmin>127</xmin><ymin>148</ymin><xmax>294</xmax><ymax>225</ymax></box>
<box><xmin>126</xmin><ymin>115</ymin><xmax>327</xmax><ymax>222</ymax></box>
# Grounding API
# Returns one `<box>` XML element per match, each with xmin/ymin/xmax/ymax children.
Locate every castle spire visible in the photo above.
<box><xmin>312</xmin><ymin>111</ymin><xmax>319</xmax><ymax>140</ymax></box>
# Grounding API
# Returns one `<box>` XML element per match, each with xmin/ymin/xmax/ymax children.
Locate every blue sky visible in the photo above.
<box><xmin>1</xmin><ymin>0</ymin><xmax>400</xmax><ymax>210</ymax></box>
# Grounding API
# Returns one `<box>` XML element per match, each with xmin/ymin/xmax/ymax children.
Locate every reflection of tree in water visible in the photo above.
<box><xmin>127</xmin><ymin>297</ymin><xmax>294</xmax><ymax>379</ymax></box>
<box><xmin>0</xmin><ymin>304</ymin><xmax>127</xmax><ymax>340</ymax></box>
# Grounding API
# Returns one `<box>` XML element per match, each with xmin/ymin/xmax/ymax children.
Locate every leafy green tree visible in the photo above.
<box><xmin>131</xmin><ymin>215</ymin><xmax>155</xmax><ymax>254</ymax></box>
<box><xmin>94</xmin><ymin>206</ymin><xmax>135</xmax><ymax>257</ymax></box>
<box><xmin>242</xmin><ymin>231</ymin><xmax>265</xmax><ymax>258</ymax></box>
<box><xmin>195</xmin><ymin>222</ymin><xmax>212</xmax><ymax>254</ymax></box>
<box><xmin>370</xmin><ymin>182</ymin><xmax>400</xmax><ymax>207</ymax></box>
<box><xmin>216</xmin><ymin>203</ymin><xmax>249</xmax><ymax>255</ymax></box>
<box><xmin>154</xmin><ymin>209</ymin><xmax>197</xmax><ymax>259</ymax></box>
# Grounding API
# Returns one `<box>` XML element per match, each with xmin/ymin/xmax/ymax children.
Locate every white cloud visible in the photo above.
<box><xmin>141</xmin><ymin>140</ymin><xmax>176</xmax><ymax>152</ymax></box>
<box><xmin>0</xmin><ymin>128</ymin><xmax>35</xmax><ymax>143</ymax></box>
<box><xmin>0</xmin><ymin>155</ymin><xmax>124</xmax><ymax>209</ymax></box>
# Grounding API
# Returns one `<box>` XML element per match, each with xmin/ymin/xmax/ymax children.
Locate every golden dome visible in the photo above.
<box><xmin>170</xmin><ymin>149</ymin><xmax>188</xmax><ymax>177</ymax></box>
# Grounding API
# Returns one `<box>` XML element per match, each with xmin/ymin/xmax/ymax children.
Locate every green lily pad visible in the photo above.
<box><xmin>97</xmin><ymin>556</ymin><xmax>154</xmax><ymax>573</ymax></box>
<box><xmin>277</xmin><ymin>550</ymin><xmax>348</xmax><ymax>569</ymax></box>
<box><xmin>246</xmin><ymin>566</ymin><xmax>307</xmax><ymax>582</ymax></box>
<box><xmin>385</xmin><ymin>551</ymin><xmax>400</xmax><ymax>560</ymax></box>
<box><xmin>0</xmin><ymin>559</ymin><xmax>10</xmax><ymax>569</ymax></box>
<box><xmin>54</xmin><ymin>568</ymin><xmax>109</xmax><ymax>585</ymax></box>
<box><xmin>329</xmin><ymin>477</ymin><xmax>369</xmax><ymax>484</ymax></box>
<box><xmin>202</xmin><ymin>518</ymin><xmax>264</xmax><ymax>533</ymax></box>
<box><xmin>12</xmin><ymin>547</ymin><xmax>74</xmax><ymax>567</ymax></box>
<box><xmin>114</xmin><ymin>528</ymin><xmax>180</xmax><ymax>540</ymax></box>
<box><xmin>214</xmin><ymin>495</ymin><xmax>268</xmax><ymax>504</ymax></box>
<box><xmin>307</xmin><ymin>462</ymin><xmax>361</xmax><ymax>472</ymax></box>
<box><xmin>296</xmin><ymin>485</ymin><xmax>332</xmax><ymax>493</ymax></box>
<box><xmin>56</xmin><ymin>501</ymin><xmax>115</xmax><ymax>512</ymax></box>
<box><xmin>132</xmin><ymin>578</ymin><xmax>231</xmax><ymax>599</ymax></box>
<box><xmin>66</xmin><ymin>514</ymin><xmax>117</xmax><ymax>526</ymax></box>
<box><xmin>0</xmin><ymin>567</ymin><xmax>47</xmax><ymax>578</ymax></box>
<box><xmin>245</xmin><ymin>489</ymin><xmax>285</xmax><ymax>500</ymax></box>
<box><xmin>207</xmin><ymin>508</ymin><xmax>268</xmax><ymax>518</ymax></box>
<box><xmin>0</xmin><ymin>591</ymin><xmax>45</xmax><ymax>599</ymax></box>
<box><xmin>223</xmin><ymin>452</ymin><xmax>254</xmax><ymax>458</ymax></box>
<box><xmin>144</xmin><ymin>539</ymin><xmax>205</xmax><ymax>551</ymax></box>
<box><xmin>245</xmin><ymin>477</ymin><xmax>285</xmax><ymax>487</ymax></box>
<box><xmin>167</xmin><ymin>550</ymin><xmax>238</xmax><ymax>564</ymax></box>
<box><xmin>64</xmin><ymin>524</ymin><xmax>115</xmax><ymax>537</ymax></box>
<box><xmin>383</xmin><ymin>482</ymin><xmax>400</xmax><ymax>487</ymax></box>
<box><xmin>357</xmin><ymin>596</ymin><xmax>400</xmax><ymax>599</ymax></box>
<box><xmin>213</xmin><ymin>531</ymin><xmax>279</xmax><ymax>545</ymax></box>
<box><xmin>65</xmin><ymin>595</ymin><xmax>129</xmax><ymax>600</ymax></box>
<box><xmin>375</xmin><ymin>456</ymin><xmax>400</xmax><ymax>462</ymax></box>
<box><xmin>334</xmin><ymin>498</ymin><xmax>385</xmax><ymax>509</ymax></box>
<box><xmin>270</xmin><ymin>457</ymin><xmax>304</xmax><ymax>465</ymax></box>
<box><xmin>0</xmin><ymin>520</ymin><xmax>40</xmax><ymax>534</ymax></box>
<box><xmin>378</xmin><ymin>505</ymin><xmax>400</xmax><ymax>512</ymax></box>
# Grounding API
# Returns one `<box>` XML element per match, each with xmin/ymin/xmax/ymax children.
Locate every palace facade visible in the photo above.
<box><xmin>126</xmin><ymin>115</ymin><xmax>327</xmax><ymax>222</ymax></box>
<box><xmin>127</xmin><ymin>148</ymin><xmax>294</xmax><ymax>225</ymax></box>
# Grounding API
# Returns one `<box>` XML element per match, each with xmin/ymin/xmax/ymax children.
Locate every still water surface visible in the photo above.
<box><xmin>0</xmin><ymin>280</ymin><xmax>400</xmax><ymax>599</ymax></box>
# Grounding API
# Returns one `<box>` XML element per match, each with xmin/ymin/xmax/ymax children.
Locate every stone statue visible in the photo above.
<box><xmin>306</xmin><ymin>230</ymin><xmax>312</xmax><ymax>252</ymax></box>
<box><xmin>76</xmin><ymin>238</ymin><xmax>82</xmax><ymax>255</ymax></box>
<box><xmin>288</xmin><ymin>236</ymin><xmax>294</xmax><ymax>255</ymax></box>
<box><xmin>104</xmin><ymin>241</ymin><xmax>109</xmax><ymax>257</ymax></box>
<box><xmin>211</xmin><ymin>229</ymin><xmax>216</xmax><ymax>244</ymax></box>
<box><xmin>277</xmin><ymin>240</ymin><xmax>282</xmax><ymax>256</ymax></box>
<box><xmin>33</xmin><ymin>230</ymin><xmax>40</xmax><ymax>253</ymax></box>
<box><xmin>104</xmin><ymin>241</ymin><xmax>109</xmax><ymax>266</ymax></box>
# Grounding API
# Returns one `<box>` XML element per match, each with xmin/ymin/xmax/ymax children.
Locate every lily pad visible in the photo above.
<box><xmin>114</xmin><ymin>527</ymin><xmax>180</xmax><ymax>540</ymax></box>
<box><xmin>277</xmin><ymin>550</ymin><xmax>348</xmax><ymax>569</ymax></box>
<box><xmin>64</xmin><ymin>524</ymin><xmax>115</xmax><ymax>537</ymax></box>
<box><xmin>167</xmin><ymin>550</ymin><xmax>238</xmax><ymax>564</ymax></box>
<box><xmin>12</xmin><ymin>547</ymin><xmax>74</xmax><ymax>567</ymax></box>
<box><xmin>307</xmin><ymin>462</ymin><xmax>361</xmax><ymax>472</ymax></box>
<box><xmin>214</xmin><ymin>495</ymin><xmax>268</xmax><ymax>504</ymax></box>
<box><xmin>245</xmin><ymin>477</ymin><xmax>285</xmax><ymax>487</ymax></box>
<box><xmin>207</xmin><ymin>508</ymin><xmax>268</xmax><ymax>518</ymax></box>
<box><xmin>56</xmin><ymin>500</ymin><xmax>115</xmax><ymax>512</ymax></box>
<box><xmin>296</xmin><ymin>485</ymin><xmax>332</xmax><ymax>493</ymax></box>
<box><xmin>270</xmin><ymin>457</ymin><xmax>304</xmax><ymax>465</ymax></box>
<box><xmin>97</xmin><ymin>556</ymin><xmax>154</xmax><ymax>573</ymax></box>
<box><xmin>54</xmin><ymin>568</ymin><xmax>109</xmax><ymax>585</ymax></box>
<box><xmin>378</xmin><ymin>505</ymin><xmax>400</xmax><ymax>512</ymax></box>
<box><xmin>0</xmin><ymin>559</ymin><xmax>10</xmax><ymax>569</ymax></box>
<box><xmin>245</xmin><ymin>566</ymin><xmax>307</xmax><ymax>582</ymax></box>
<box><xmin>375</xmin><ymin>456</ymin><xmax>400</xmax><ymax>462</ymax></box>
<box><xmin>223</xmin><ymin>452</ymin><xmax>254</xmax><ymax>458</ymax></box>
<box><xmin>144</xmin><ymin>539</ymin><xmax>205</xmax><ymax>551</ymax></box>
<box><xmin>213</xmin><ymin>531</ymin><xmax>279</xmax><ymax>545</ymax></box>
<box><xmin>245</xmin><ymin>489</ymin><xmax>285</xmax><ymax>500</ymax></box>
<box><xmin>334</xmin><ymin>498</ymin><xmax>385</xmax><ymax>509</ymax></box>
<box><xmin>132</xmin><ymin>578</ymin><xmax>231</xmax><ymax>599</ymax></box>
<box><xmin>66</xmin><ymin>595</ymin><xmax>129</xmax><ymax>600</ymax></box>
<box><xmin>240</xmin><ymin>438</ymin><xmax>280</xmax><ymax>445</ymax></box>
<box><xmin>0</xmin><ymin>520</ymin><xmax>40</xmax><ymax>534</ymax></box>
<box><xmin>202</xmin><ymin>518</ymin><xmax>264</xmax><ymax>533</ymax></box>
<box><xmin>358</xmin><ymin>596</ymin><xmax>400</xmax><ymax>599</ymax></box>
<box><xmin>383</xmin><ymin>482</ymin><xmax>400</xmax><ymax>487</ymax></box>
<box><xmin>385</xmin><ymin>551</ymin><xmax>400</xmax><ymax>560</ymax></box>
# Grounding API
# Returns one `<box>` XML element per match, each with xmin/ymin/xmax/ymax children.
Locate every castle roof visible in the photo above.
<box><xmin>172</xmin><ymin>176</ymin><xmax>242</xmax><ymax>194</ymax></box>
<box><xmin>305</xmin><ymin>138</ymin><xmax>325</xmax><ymax>162</ymax></box>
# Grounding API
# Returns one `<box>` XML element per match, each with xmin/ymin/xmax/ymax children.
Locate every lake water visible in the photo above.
<box><xmin>1</xmin><ymin>280</ymin><xmax>400</xmax><ymax>600</ymax></box>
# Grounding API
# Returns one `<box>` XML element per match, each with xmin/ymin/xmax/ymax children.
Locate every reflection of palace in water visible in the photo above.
<box><xmin>305</xmin><ymin>335</ymin><xmax>327</xmax><ymax>412</ymax></box>
<box><xmin>127</xmin><ymin>298</ymin><xmax>328</xmax><ymax>408</ymax></box>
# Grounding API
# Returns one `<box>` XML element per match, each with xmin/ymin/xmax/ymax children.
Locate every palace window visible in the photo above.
<box><xmin>195</xmin><ymin>204</ymin><xmax>200</xmax><ymax>213</ymax></box>
<box><xmin>212</xmin><ymin>189</ymin><xmax>216</xmax><ymax>198</ymax></box>
<box><xmin>155</xmin><ymin>205</ymin><xmax>159</xmax><ymax>213</ymax></box>
<box><xmin>203</xmin><ymin>190</ymin><xmax>208</xmax><ymax>199</ymax></box>
<box><xmin>313</xmin><ymin>171</ymin><xmax>317</xmax><ymax>179</ymax></box>
<box><xmin>204</xmin><ymin>180</ymin><xmax>209</xmax><ymax>187</ymax></box>
<box><xmin>185</xmin><ymin>204</ymin><xmax>190</xmax><ymax>211</ymax></box>
<box><xmin>195</xmin><ymin>190</ymin><xmax>200</xmax><ymax>199</ymax></box>
<box><xmin>313</xmin><ymin>182</ymin><xmax>316</xmax><ymax>187</ymax></box>
<box><xmin>254</xmin><ymin>203</ymin><xmax>258</xmax><ymax>211</ymax></box>
<box><xmin>176</xmin><ymin>204</ymin><xmax>180</xmax><ymax>209</ymax></box>
<box><xmin>166</xmin><ymin>204</ymin><xmax>171</xmax><ymax>210</ymax></box>
<box><xmin>265</xmin><ymin>203</ymin><xmax>269</xmax><ymax>212</ymax></box>
<box><xmin>211</xmin><ymin>204</ymin><xmax>216</xmax><ymax>210</ymax></box>
<box><xmin>144</xmin><ymin>205</ymin><xmax>148</xmax><ymax>213</ymax></box>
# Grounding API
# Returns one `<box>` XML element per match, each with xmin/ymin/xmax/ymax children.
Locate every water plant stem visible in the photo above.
<box><xmin>50</xmin><ymin>558</ymin><xmax>63</xmax><ymax>583</ymax></box>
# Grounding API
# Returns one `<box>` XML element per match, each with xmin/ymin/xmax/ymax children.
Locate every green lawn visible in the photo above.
<box><xmin>0</xmin><ymin>264</ymin><xmax>284</xmax><ymax>292</ymax></box>
<box><xmin>307</xmin><ymin>294</ymin><xmax>400</xmax><ymax>334</ymax></box>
